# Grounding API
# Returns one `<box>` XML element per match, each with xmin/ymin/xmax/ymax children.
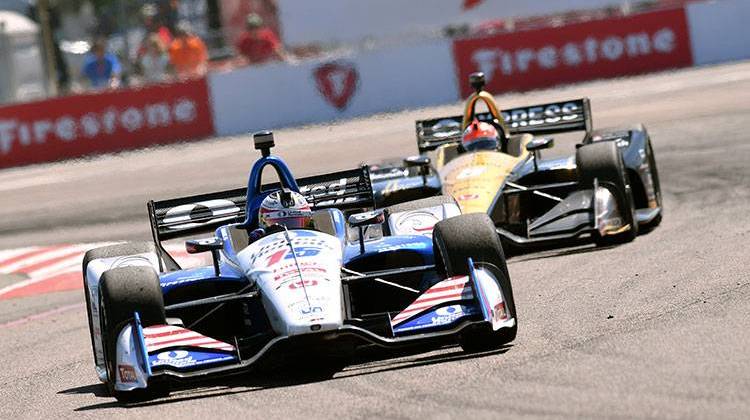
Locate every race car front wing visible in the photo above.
<box><xmin>110</xmin><ymin>260</ymin><xmax>514</xmax><ymax>390</ymax></box>
<box><xmin>496</xmin><ymin>179</ymin><xmax>630</xmax><ymax>248</ymax></box>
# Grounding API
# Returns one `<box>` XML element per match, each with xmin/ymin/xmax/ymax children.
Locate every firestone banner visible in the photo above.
<box><xmin>0</xmin><ymin>79</ymin><xmax>214</xmax><ymax>168</ymax></box>
<box><xmin>452</xmin><ymin>8</ymin><xmax>693</xmax><ymax>96</ymax></box>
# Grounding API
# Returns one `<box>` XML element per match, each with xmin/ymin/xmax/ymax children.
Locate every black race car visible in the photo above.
<box><xmin>370</xmin><ymin>72</ymin><xmax>662</xmax><ymax>251</ymax></box>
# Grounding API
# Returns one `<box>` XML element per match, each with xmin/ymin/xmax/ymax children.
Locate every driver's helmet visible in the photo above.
<box><xmin>462</xmin><ymin>119</ymin><xmax>499</xmax><ymax>152</ymax></box>
<box><xmin>258</xmin><ymin>190</ymin><xmax>313</xmax><ymax>229</ymax></box>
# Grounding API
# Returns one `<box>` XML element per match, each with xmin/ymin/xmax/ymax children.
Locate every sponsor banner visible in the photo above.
<box><xmin>209</xmin><ymin>39</ymin><xmax>456</xmax><ymax>136</ymax></box>
<box><xmin>0</xmin><ymin>78</ymin><xmax>214</xmax><ymax>169</ymax></box>
<box><xmin>453</xmin><ymin>8</ymin><xmax>693</xmax><ymax>96</ymax></box>
<box><xmin>278</xmin><ymin>0</ymin><xmax>626</xmax><ymax>46</ymax></box>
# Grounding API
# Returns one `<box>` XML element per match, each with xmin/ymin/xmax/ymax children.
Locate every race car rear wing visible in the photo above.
<box><xmin>148</xmin><ymin>166</ymin><xmax>374</xmax><ymax>243</ymax></box>
<box><xmin>416</xmin><ymin>98</ymin><xmax>592</xmax><ymax>153</ymax></box>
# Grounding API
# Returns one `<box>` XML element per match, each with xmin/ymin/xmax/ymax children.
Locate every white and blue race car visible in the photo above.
<box><xmin>82</xmin><ymin>131</ymin><xmax>517</xmax><ymax>402</ymax></box>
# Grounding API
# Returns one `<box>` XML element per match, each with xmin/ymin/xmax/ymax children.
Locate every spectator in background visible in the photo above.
<box><xmin>140</xmin><ymin>3</ymin><xmax>172</xmax><ymax>49</ymax></box>
<box><xmin>168</xmin><ymin>21</ymin><xmax>209</xmax><ymax>79</ymax></box>
<box><xmin>81</xmin><ymin>39</ymin><xmax>122</xmax><ymax>90</ymax></box>
<box><xmin>235</xmin><ymin>13</ymin><xmax>287</xmax><ymax>65</ymax></box>
<box><xmin>139</xmin><ymin>34</ymin><xmax>173</xmax><ymax>84</ymax></box>
<box><xmin>159</xmin><ymin>0</ymin><xmax>181</xmax><ymax>32</ymax></box>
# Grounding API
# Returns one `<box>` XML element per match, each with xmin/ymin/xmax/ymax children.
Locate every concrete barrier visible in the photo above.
<box><xmin>209</xmin><ymin>40</ymin><xmax>457</xmax><ymax>137</ymax></box>
<box><xmin>687</xmin><ymin>0</ymin><xmax>750</xmax><ymax>65</ymax></box>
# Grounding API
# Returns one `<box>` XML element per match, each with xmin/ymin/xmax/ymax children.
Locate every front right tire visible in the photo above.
<box><xmin>432</xmin><ymin>213</ymin><xmax>517</xmax><ymax>352</ymax></box>
<box><xmin>576</xmin><ymin>141</ymin><xmax>638</xmax><ymax>246</ymax></box>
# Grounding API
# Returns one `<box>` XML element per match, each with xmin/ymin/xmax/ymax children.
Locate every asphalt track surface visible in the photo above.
<box><xmin>1</xmin><ymin>61</ymin><xmax>749</xmax><ymax>419</ymax></box>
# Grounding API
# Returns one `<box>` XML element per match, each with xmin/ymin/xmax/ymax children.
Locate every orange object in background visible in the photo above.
<box><xmin>169</xmin><ymin>34</ymin><xmax>209</xmax><ymax>78</ymax></box>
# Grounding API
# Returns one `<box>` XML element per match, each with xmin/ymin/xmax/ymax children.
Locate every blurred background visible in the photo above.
<box><xmin>0</xmin><ymin>0</ymin><xmax>747</xmax><ymax>168</ymax></box>
<box><xmin>0</xmin><ymin>0</ymin><xmax>697</xmax><ymax>99</ymax></box>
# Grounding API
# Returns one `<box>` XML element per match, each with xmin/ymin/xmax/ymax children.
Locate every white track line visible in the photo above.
<box><xmin>27</xmin><ymin>256</ymin><xmax>83</xmax><ymax>280</ymax></box>
<box><xmin>0</xmin><ymin>269</ymin><xmax>79</xmax><ymax>298</ymax></box>
<box><xmin>0</xmin><ymin>247</ymin><xmax>42</xmax><ymax>263</ymax></box>
<box><xmin>0</xmin><ymin>246</ymin><xmax>77</xmax><ymax>273</ymax></box>
<box><xmin>0</xmin><ymin>242</ymin><xmax>210</xmax><ymax>299</ymax></box>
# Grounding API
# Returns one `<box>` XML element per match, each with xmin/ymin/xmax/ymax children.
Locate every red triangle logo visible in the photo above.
<box><xmin>314</xmin><ymin>61</ymin><xmax>359</xmax><ymax>110</ymax></box>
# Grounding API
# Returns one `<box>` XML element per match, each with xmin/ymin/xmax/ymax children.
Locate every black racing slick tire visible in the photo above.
<box><xmin>98</xmin><ymin>266</ymin><xmax>168</xmax><ymax>402</ymax></box>
<box><xmin>642</xmin><ymin>139</ymin><xmax>663</xmax><ymax>231</ymax></box>
<box><xmin>576</xmin><ymin>141</ymin><xmax>638</xmax><ymax>246</ymax></box>
<box><xmin>82</xmin><ymin>242</ymin><xmax>157</xmax><ymax>369</ymax></box>
<box><xmin>432</xmin><ymin>213</ymin><xmax>517</xmax><ymax>352</ymax></box>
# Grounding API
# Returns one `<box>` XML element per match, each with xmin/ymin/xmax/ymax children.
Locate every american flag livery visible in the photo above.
<box><xmin>391</xmin><ymin>276</ymin><xmax>473</xmax><ymax>326</ymax></box>
<box><xmin>143</xmin><ymin>325</ymin><xmax>235</xmax><ymax>353</ymax></box>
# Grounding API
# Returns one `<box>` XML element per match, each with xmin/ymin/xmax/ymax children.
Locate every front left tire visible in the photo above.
<box><xmin>98</xmin><ymin>266</ymin><xmax>168</xmax><ymax>402</ymax></box>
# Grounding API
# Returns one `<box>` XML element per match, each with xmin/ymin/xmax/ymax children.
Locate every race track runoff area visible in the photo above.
<box><xmin>0</xmin><ymin>61</ymin><xmax>749</xmax><ymax>418</ymax></box>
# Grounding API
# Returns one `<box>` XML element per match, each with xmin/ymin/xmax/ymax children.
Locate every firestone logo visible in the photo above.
<box><xmin>0</xmin><ymin>98</ymin><xmax>198</xmax><ymax>155</ymax></box>
<box><xmin>472</xmin><ymin>28</ymin><xmax>678</xmax><ymax>82</ymax></box>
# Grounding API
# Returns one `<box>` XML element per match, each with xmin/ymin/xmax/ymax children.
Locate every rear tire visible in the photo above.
<box><xmin>576</xmin><ymin>141</ymin><xmax>637</xmax><ymax>246</ymax></box>
<box><xmin>98</xmin><ymin>266</ymin><xmax>168</xmax><ymax>402</ymax></box>
<box><xmin>432</xmin><ymin>214</ymin><xmax>517</xmax><ymax>352</ymax></box>
<box><xmin>82</xmin><ymin>242</ymin><xmax>157</xmax><ymax>370</ymax></box>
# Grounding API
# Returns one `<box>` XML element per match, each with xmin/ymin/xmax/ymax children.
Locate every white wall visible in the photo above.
<box><xmin>278</xmin><ymin>0</ymin><xmax>627</xmax><ymax>46</ymax></box>
<box><xmin>0</xmin><ymin>11</ymin><xmax>45</xmax><ymax>103</ymax></box>
<box><xmin>687</xmin><ymin>0</ymin><xmax>750</xmax><ymax>65</ymax></box>
<box><xmin>209</xmin><ymin>40</ymin><xmax>457</xmax><ymax>136</ymax></box>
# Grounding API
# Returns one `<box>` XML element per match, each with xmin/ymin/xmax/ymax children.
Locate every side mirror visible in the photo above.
<box><xmin>186</xmin><ymin>237</ymin><xmax>224</xmax><ymax>254</ymax></box>
<box><xmin>348</xmin><ymin>210</ymin><xmax>385</xmax><ymax>254</ymax></box>
<box><xmin>186</xmin><ymin>237</ymin><xmax>223</xmax><ymax>276</ymax></box>
<box><xmin>348</xmin><ymin>209</ymin><xmax>385</xmax><ymax>228</ymax></box>
<box><xmin>403</xmin><ymin>155</ymin><xmax>431</xmax><ymax>176</ymax></box>
<box><xmin>526</xmin><ymin>137</ymin><xmax>555</xmax><ymax>152</ymax></box>
<box><xmin>527</xmin><ymin>137</ymin><xmax>554</xmax><ymax>172</ymax></box>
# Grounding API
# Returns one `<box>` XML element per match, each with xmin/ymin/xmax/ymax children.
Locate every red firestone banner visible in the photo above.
<box><xmin>452</xmin><ymin>8</ymin><xmax>693</xmax><ymax>97</ymax></box>
<box><xmin>0</xmin><ymin>78</ymin><xmax>215</xmax><ymax>169</ymax></box>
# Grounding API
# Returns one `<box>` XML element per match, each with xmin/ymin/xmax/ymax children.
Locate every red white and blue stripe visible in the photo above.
<box><xmin>143</xmin><ymin>325</ymin><xmax>235</xmax><ymax>353</ymax></box>
<box><xmin>391</xmin><ymin>275</ymin><xmax>473</xmax><ymax>326</ymax></box>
